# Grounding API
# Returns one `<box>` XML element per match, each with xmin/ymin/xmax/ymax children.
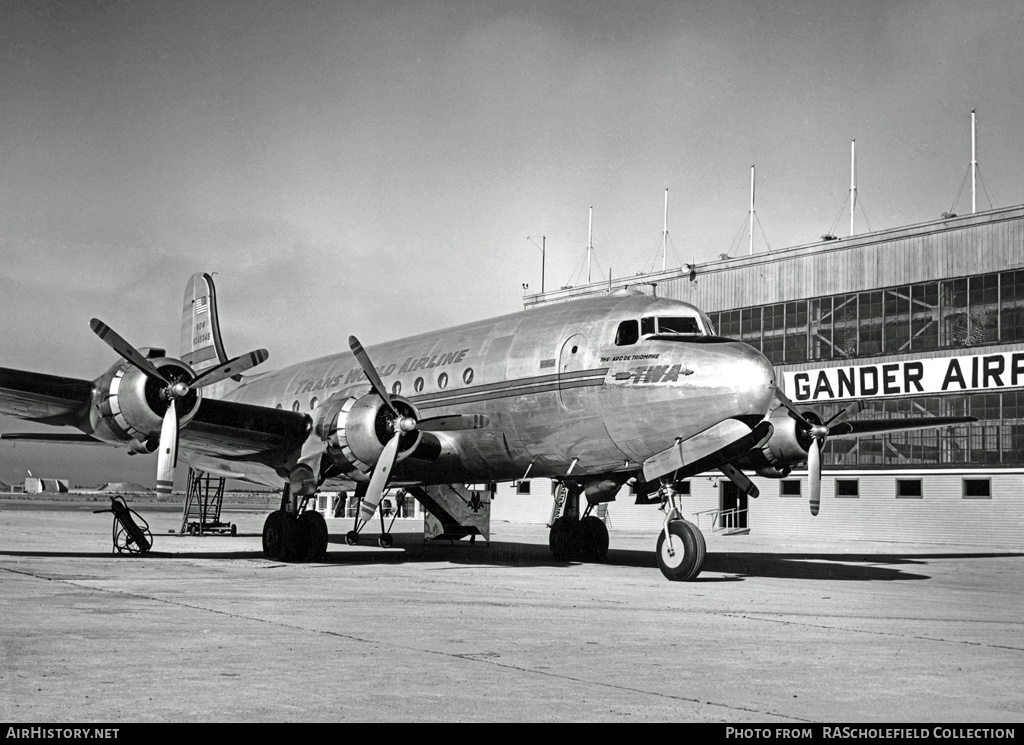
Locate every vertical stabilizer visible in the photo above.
<box><xmin>179</xmin><ymin>273</ymin><xmax>229</xmax><ymax>374</ymax></box>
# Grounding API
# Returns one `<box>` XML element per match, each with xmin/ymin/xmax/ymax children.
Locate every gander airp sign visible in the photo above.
<box><xmin>784</xmin><ymin>351</ymin><xmax>1024</xmax><ymax>402</ymax></box>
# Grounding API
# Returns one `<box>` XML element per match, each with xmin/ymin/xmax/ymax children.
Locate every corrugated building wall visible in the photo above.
<box><xmin>514</xmin><ymin>205</ymin><xmax>1024</xmax><ymax>549</ymax></box>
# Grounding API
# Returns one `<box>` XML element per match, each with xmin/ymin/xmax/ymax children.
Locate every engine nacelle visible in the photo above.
<box><xmin>88</xmin><ymin>358</ymin><xmax>201</xmax><ymax>446</ymax></box>
<box><xmin>734</xmin><ymin>406</ymin><xmax>818</xmax><ymax>479</ymax></box>
<box><xmin>319</xmin><ymin>392</ymin><xmax>422</xmax><ymax>476</ymax></box>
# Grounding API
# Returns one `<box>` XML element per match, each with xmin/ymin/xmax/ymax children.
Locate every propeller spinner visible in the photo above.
<box><xmin>90</xmin><ymin>318</ymin><xmax>268</xmax><ymax>496</ymax></box>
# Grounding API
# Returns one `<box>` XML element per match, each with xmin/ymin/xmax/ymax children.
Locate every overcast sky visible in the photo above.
<box><xmin>2</xmin><ymin>0</ymin><xmax>1023</xmax><ymax>487</ymax></box>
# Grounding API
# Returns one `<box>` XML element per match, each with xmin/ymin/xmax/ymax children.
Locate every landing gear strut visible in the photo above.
<box><xmin>548</xmin><ymin>483</ymin><xmax>610</xmax><ymax>563</ymax></box>
<box><xmin>654</xmin><ymin>481</ymin><xmax>705</xmax><ymax>581</ymax></box>
<box><xmin>344</xmin><ymin>483</ymin><xmax>400</xmax><ymax>549</ymax></box>
<box><xmin>262</xmin><ymin>483</ymin><xmax>329</xmax><ymax>562</ymax></box>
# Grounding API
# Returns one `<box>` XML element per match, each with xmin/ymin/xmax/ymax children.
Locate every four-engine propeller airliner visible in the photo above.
<box><xmin>0</xmin><ymin>273</ymin><xmax>975</xmax><ymax>580</ymax></box>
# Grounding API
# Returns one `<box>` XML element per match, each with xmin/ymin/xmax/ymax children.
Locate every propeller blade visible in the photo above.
<box><xmin>90</xmin><ymin>319</ymin><xmax>171</xmax><ymax>386</ymax></box>
<box><xmin>773</xmin><ymin>383</ymin><xmax>814</xmax><ymax>426</ymax></box>
<box><xmin>808</xmin><ymin>436</ymin><xmax>821</xmax><ymax>516</ymax></box>
<box><xmin>417</xmin><ymin>414</ymin><xmax>490</xmax><ymax>432</ymax></box>
<box><xmin>825</xmin><ymin>401</ymin><xmax>862</xmax><ymax>428</ymax></box>
<box><xmin>349</xmin><ymin>336</ymin><xmax>398</xmax><ymax>417</ymax></box>
<box><xmin>189</xmin><ymin>349</ymin><xmax>269</xmax><ymax>388</ymax></box>
<box><xmin>156</xmin><ymin>399</ymin><xmax>179</xmax><ymax>497</ymax></box>
<box><xmin>359</xmin><ymin>431</ymin><xmax>402</xmax><ymax>524</ymax></box>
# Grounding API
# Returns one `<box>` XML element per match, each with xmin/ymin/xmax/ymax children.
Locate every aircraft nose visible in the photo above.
<box><xmin>720</xmin><ymin>342</ymin><xmax>777</xmax><ymax>417</ymax></box>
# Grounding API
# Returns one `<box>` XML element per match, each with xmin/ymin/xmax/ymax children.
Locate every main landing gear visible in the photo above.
<box><xmin>547</xmin><ymin>483</ymin><xmax>610</xmax><ymax>563</ymax></box>
<box><xmin>654</xmin><ymin>482</ymin><xmax>705</xmax><ymax>582</ymax></box>
<box><xmin>262</xmin><ymin>484</ymin><xmax>328</xmax><ymax>562</ymax></box>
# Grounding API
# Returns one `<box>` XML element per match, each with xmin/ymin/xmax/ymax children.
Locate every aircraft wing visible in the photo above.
<box><xmin>180</xmin><ymin>398</ymin><xmax>310</xmax><ymax>461</ymax></box>
<box><xmin>0</xmin><ymin>366</ymin><xmax>93</xmax><ymax>426</ymax></box>
<box><xmin>827</xmin><ymin>416</ymin><xmax>975</xmax><ymax>437</ymax></box>
<box><xmin>0</xmin><ymin>366</ymin><xmax>310</xmax><ymax>464</ymax></box>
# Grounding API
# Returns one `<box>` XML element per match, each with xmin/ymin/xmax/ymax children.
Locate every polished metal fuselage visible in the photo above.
<box><xmin>198</xmin><ymin>293</ymin><xmax>777</xmax><ymax>487</ymax></box>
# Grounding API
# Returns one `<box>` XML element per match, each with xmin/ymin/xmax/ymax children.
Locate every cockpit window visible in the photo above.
<box><xmin>657</xmin><ymin>316</ymin><xmax>702</xmax><ymax>335</ymax></box>
<box><xmin>615</xmin><ymin>319</ymin><xmax>639</xmax><ymax>346</ymax></box>
<box><xmin>620</xmin><ymin>313</ymin><xmax>707</xmax><ymax>345</ymax></box>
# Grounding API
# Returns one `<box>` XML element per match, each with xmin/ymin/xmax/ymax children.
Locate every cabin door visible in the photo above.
<box><xmin>557</xmin><ymin>333</ymin><xmax>588</xmax><ymax>412</ymax></box>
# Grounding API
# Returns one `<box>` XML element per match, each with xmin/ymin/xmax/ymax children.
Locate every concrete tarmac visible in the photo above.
<box><xmin>0</xmin><ymin>502</ymin><xmax>1021</xmax><ymax>723</ymax></box>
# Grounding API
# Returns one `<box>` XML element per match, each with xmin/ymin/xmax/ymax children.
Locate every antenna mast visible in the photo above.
<box><xmin>850</xmin><ymin>139</ymin><xmax>857</xmax><ymax>236</ymax></box>
<box><xmin>749</xmin><ymin>165</ymin><xmax>755</xmax><ymax>255</ymax></box>
<box><xmin>971</xmin><ymin>109</ymin><xmax>977</xmax><ymax>214</ymax></box>
<box><xmin>541</xmin><ymin>236</ymin><xmax>545</xmax><ymax>293</ymax></box>
<box><xmin>662</xmin><ymin>188</ymin><xmax>669</xmax><ymax>271</ymax></box>
<box><xmin>587</xmin><ymin>206</ymin><xmax>593</xmax><ymax>284</ymax></box>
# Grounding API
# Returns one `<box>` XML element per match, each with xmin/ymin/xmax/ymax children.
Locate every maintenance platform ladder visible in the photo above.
<box><xmin>180</xmin><ymin>469</ymin><xmax>234</xmax><ymax>535</ymax></box>
<box><xmin>694</xmin><ymin>507</ymin><xmax>750</xmax><ymax>536</ymax></box>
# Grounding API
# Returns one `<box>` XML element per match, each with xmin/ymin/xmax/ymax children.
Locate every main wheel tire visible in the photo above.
<box><xmin>578</xmin><ymin>515</ymin><xmax>610</xmax><ymax>562</ymax></box>
<box><xmin>298</xmin><ymin>511</ymin><xmax>329</xmax><ymax>561</ymax></box>
<box><xmin>378</xmin><ymin>534</ymin><xmax>394</xmax><ymax>549</ymax></box>
<box><xmin>282</xmin><ymin>513</ymin><xmax>309</xmax><ymax>562</ymax></box>
<box><xmin>655</xmin><ymin>520</ymin><xmax>706</xmax><ymax>581</ymax></box>
<box><xmin>346</xmin><ymin>531</ymin><xmax>360</xmax><ymax>546</ymax></box>
<box><xmin>262</xmin><ymin>511</ymin><xmax>286</xmax><ymax>559</ymax></box>
<box><xmin>549</xmin><ymin>517</ymin><xmax>579</xmax><ymax>561</ymax></box>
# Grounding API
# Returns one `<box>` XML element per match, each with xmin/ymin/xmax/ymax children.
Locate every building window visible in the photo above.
<box><xmin>962</xmin><ymin>478</ymin><xmax>991</xmax><ymax>499</ymax></box>
<box><xmin>835</xmin><ymin>479</ymin><xmax>859</xmax><ymax>498</ymax></box>
<box><xmin>676</xmin><ymin>481</ymin><xmax>691</xmax><ymax>495</ymax></box>
<box><xmin>896</xmin><ymin>479</ymin><xmax>923</xmax><ymax>499</ymax></box>
<box><xmin>516</xmin><ymin>481</ymin><xmax>531</xmax><ymax>495</ymax></box>
<box><xmin>780</xmin><ymin>480</ymin><xmax>801</xmax><ymax>497</ymax></box>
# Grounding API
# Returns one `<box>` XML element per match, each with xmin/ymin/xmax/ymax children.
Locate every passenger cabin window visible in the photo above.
<box><xmin>615</xmin><ymin>320</ymin><xmax>639</xmax><ymax>346</ymax></box>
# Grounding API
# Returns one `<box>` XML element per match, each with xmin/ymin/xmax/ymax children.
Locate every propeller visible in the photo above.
<box><xmin>347</xmin><ymin>335</ymin><xmax>487</xmax><ymax>523</ymax></box>
<box><xmin>774</xmin><ymin>384</ymin><xmax>861</xmax><ymax>516</ymax></box>
<box><xmin>90</xmin><ymin>318</ymin><xmax>269</xmax><ymax>496</ymax></box>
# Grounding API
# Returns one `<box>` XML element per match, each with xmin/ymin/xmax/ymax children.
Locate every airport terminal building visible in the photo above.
<box><xmin>492</xmin><ymin>205</ymin><xmax>1024</xmax><ymax>548</ymax></box>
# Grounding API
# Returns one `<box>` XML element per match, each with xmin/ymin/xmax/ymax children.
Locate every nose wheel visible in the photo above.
<box><xmin>655</xmin><ymin>520</ymin><xmax>705</xmax><ymax>581</ymax></box>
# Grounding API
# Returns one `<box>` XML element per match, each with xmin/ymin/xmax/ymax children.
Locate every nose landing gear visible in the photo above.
<box><xmin>654</xmin><ymin>482</ymin><xmax>705</xmax><ymax>581</ymax></box>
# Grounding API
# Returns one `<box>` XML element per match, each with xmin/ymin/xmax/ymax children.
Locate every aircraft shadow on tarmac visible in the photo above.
<box><xmin>4</xmin><ymin>532</ymin><xmax>1020</xmax><ymax>583</ymax></box>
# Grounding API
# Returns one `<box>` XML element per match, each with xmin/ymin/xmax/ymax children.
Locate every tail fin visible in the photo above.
<box><xmin>179</xmin><ymin>273</ymin><xmax>229</xmax><ymax>374</ymax></box>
